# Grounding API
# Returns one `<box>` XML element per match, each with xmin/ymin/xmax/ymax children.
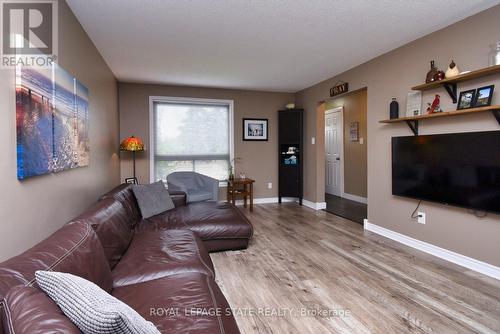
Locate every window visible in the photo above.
<box><xmin>150</xmin><ymin>97</ymin><xmax>233</xmax><ymax>183</ymax></box>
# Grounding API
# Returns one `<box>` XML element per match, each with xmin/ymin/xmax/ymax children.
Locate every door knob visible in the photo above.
<box><xmin>336</xmin><ymin>157</ymin><xmax>340</xmax><ymax>161</ymax></box>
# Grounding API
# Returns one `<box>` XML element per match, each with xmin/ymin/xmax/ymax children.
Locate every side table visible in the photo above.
<box><xmin>227</xmin><ymin>178</ymin><xmax>255</xmax><ymax>211</ymax></box>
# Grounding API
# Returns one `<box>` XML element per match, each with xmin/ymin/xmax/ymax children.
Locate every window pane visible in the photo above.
<box><xmin>155</xmin><ymin>103</ymin><xmax>229</xmax><ymax>156</ymax></box>
<box><xmin>155</xmin><ymin>160</ymin><xmax>193</xmax><ymax>181</ymax></box>
<box><xmin>194</xmin><ymin>160</ymin><xmax>229</xmax><ymax>181</ymax></box>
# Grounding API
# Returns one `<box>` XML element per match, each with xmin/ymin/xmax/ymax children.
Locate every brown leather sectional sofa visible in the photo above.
<box><xmin>0</xmin><ymin>183</ymin><xmax>253</xmax><ymax>333</ymax></box>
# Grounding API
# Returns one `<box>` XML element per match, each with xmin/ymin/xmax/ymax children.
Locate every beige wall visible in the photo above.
<box><xmin>325</xmin><ymin>88</ymin><xmax>367</xmax><ymax>198</ymax></box>
<box><xmin>118</xmin><ymin>83</ymin><xmax>293</xmax><ymax>199</ymax></box>
<box><xmin>0</xmin><ymin>1</ymin><xmax>120</xmax><ymax>261</ymax></box>
<box><xmin>296</xmin><ymin>5</ymin><xmax>500</xmax><ymax>266</ymax></box>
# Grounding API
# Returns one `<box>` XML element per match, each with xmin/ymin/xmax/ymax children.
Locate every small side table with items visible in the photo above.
<box><xmin>227</xmin><ymin>178</ymin><xmax>255</xmax><ymax>211</ymax></box>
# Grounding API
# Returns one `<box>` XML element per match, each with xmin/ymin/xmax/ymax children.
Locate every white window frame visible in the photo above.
<box><xmin>149</xmin><ymin>96</ymin><xmax>234</xmax><ymax>184</ymax></box>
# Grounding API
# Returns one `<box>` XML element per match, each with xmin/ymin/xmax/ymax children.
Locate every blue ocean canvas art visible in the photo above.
<box><xmin>15</xmin><ymin>66</ymin><xmax>54</xmax><ymax>179</ymax></box>
<box><xmin>16</xmin><ymin>65</ymin><xmax>89</xmax><ymax>180</ymax></box>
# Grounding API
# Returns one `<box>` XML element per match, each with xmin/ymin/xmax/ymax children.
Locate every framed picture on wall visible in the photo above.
<box><xmin>243</xmin><ymin>118</ymin><xmax>268</xmax><ymax>141</ymax></box>
<box><xmin>349</xmin><ymin>122</ymin><xmax>359</xmax><ymax>141</ymax></box>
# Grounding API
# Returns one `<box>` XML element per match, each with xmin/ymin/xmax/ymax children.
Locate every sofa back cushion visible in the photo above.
<box><xmin>0</xmin><ymin>300</ymin><xmax>4</xmax><ymax>334</ymax></box>
<box><xmin>73</xmin><ymin>198</ymin><xmax>134</xmax><ymax>269</ymax></box>
<box><xmin>0</xmin><ymin>221</ymin><xmax>113</xmax><ymax>303</ymax></box>
<box><xmin>100</xmin><ymin>183</ymin><xmax>142</xmax><ymax>226</ymax></box>
<box><xmin>3</xmin><ymin>285</ymin><xmax>80</xmax><ymax>334</ymax></box>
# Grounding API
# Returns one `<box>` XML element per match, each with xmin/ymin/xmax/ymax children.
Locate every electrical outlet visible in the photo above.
<box><xmin>268</xmin><ymin>182</ymin><xmax>272</xmax><ymax>189</ymax></box>
<box><xmin>417</xmin><ymin>211</ymin><xmax>426</xmax><ymax>224</ymax></box>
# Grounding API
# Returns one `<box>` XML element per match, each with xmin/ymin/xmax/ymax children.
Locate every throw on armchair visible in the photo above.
<box><xmin>167</xmin><ymin>172</ymin><xmax>219</xmax><ymax>203</ymax></box>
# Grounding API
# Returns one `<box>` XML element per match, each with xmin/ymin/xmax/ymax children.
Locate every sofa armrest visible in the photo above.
<box><xmin>168</xmin><ymin>190</ymin><xmax>187</xmax><ymax>207</ymax></box>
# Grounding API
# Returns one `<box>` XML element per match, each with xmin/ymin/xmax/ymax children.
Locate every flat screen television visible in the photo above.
<box><xmin>392</xmin><ymin>131</ymin><xmax>500</xmax><ymax>214</ymax></box>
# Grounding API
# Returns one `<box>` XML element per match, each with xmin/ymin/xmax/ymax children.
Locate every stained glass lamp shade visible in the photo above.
<box><xmin>120</xmin><ymin>136</ymin><xmax>144</xmax><ymax>182</ymax></box>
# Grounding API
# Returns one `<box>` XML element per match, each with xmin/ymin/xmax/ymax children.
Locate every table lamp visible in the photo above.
<box><xmin>120</xmin><ymin>135</ymin><xmax>144</xmax><ymax>184</ymax></box>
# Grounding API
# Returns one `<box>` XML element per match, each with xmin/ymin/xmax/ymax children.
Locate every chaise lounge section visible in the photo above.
<box><xmin>0</xmin><ymin>183</ymin><xmax>253</xmax><ymax>334</ymax></box>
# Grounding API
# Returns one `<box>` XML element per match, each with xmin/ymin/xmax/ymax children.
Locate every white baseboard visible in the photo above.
<box><xmin>341</xmin><ymin>192</ymin><xmax>367</xmax><ymax>204</ymax></box>
<box><xmin>364</xmin><ymin>220</ymin><xmax>500</xmax><ymax>280</ymax></box>
<box><xmin>229</xmin><ymin>197</ymin><xmax>326</xmax><ymax>210</ymax></box>
<box><xmin>302</xmin><ymin>199</ymin><xmax>327</xmax><ymax>210</ymax></box>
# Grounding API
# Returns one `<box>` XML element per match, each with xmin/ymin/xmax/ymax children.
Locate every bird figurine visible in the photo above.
<box><xmin>445</xmin><ymin>60</ymin><xmax>460</xmax><ymax>78</ymax></box>
<box><xmin>428</xmin><ymin>94</ymin><xmax>441</xmax><ymax>114</ymax></box>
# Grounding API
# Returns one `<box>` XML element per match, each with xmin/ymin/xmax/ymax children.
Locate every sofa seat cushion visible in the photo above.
<box><xmin>3</xmin><ymin>285</ymin><xmax>80</xmax><ymax>334</ymax></box>
<box><xmin>72</xmin><ymin>198</ymin><xmax>134</xmax><ymax>269</ymax></box>
<box><xmin>112</xmin><ymin>273</ymin><xmax>240</xmax><ymax>334</ymax></box>
<box><xmin>112</xmin><ymin>230</ymin><xmax>215</xmax><ymax>288</ymax></box>
<box><xmin>137</xmin><ymin>202</ymin><xmax>253</xmax><ymax>242</ymax></box>
<box><xmin>0</xmin><ymin>221</ymin><xmax>113</xmax><ymax>302</ymax></box>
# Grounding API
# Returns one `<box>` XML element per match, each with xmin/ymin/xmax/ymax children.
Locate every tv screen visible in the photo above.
<box><xmin>392</xmin><ymin>131</ymin><xmax>500</xmax><ymax>214</ymax></box>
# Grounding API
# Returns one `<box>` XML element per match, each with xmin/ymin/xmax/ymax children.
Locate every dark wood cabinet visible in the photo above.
<box><xmin>278</xmin><ymin>109</ymin><xmax>303</xmax><ymax>204</ymax></box>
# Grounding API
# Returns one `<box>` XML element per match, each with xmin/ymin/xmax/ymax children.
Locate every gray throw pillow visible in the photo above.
<box><xmin>132</xmin><ymin>181</ymin><xmax>175</xmax><ymax>218</ymax></box>
<box><xmin>35</xmin><ymin>271</ymin><xmax>159</xmax><ymax>334</ymax></box>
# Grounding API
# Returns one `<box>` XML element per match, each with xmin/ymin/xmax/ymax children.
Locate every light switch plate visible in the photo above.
<box><xmin>268</xmin><ymin>183</ymin><xmax>272</xmax><ymax>189</ymax></box>
<box><xmin>311</xmin><ymin>137</ymin><xmax>316</xmax><ymax>145</ymax></box>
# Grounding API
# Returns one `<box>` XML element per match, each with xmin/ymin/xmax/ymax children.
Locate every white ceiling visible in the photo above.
<box><xmin>67</xmin><ymin>0</ymin><xmax>500</xmax><ymax>92</ymax></box>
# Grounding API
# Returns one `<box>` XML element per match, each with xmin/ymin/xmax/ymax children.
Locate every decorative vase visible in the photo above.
<box><xmin>489</xmin><ymin>42</ymin><xmax>500</xmax><ymax>66</ymax></box>
<box><xmin>434</xmin><ymin>70</ymin><xmax>445</xmax><ymax>81</ymax></box>
<box><xmin>445</xmin><ymin>60</ymin><xmax>460</xmax><ymax>78</ymax></box>
<box><xmin>426</xmin><ymin>60</ymin><xmax>438</xmax><ymax>83</ymax></box>
<box><xmin>390</xmin><ymin>98</ymin><xmax>399</xmax><ymax>119</ymax></box>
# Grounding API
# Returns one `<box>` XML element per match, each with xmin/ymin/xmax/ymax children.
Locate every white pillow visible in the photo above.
<box><xmin>35</xmin><ymin>271</ymin><xmax>159</xmax><ymax>334</ymax></box>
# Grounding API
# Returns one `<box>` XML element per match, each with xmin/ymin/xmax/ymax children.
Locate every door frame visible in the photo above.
<box><xmin>324</xmin><ymin>106</ymin><xmax>344</xmax><ymax>196</ymax></box>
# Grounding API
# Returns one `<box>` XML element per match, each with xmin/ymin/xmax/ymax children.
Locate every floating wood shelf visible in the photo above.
<box><xmin>380</xmin><ymin>105</ymin><xmax>500</xmax><ymax>135</ymax></box>
<box><xmin>411</xmin><ymin>64</ymin><xmax>500</xmax><ymax>103</ymax></box>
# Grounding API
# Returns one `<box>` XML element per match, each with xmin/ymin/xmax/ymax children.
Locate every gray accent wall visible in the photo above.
<box><xmin>0</xmin><ymin>1</ymin><xmax>120</xmax><ymax>261</ymax></box>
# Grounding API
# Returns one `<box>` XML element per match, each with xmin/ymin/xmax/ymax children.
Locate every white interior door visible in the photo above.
<box><xmin>325</xmin><ymin>108</ymin><xmax>343</xmax><ymax>196</ymax></box>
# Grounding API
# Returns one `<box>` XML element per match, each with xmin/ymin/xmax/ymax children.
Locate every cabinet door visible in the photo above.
<box><xmin>279</xmin><ymin>166</ymin><xmax>300</xmax><ymax>197</ymax></box>
<box><xmin>279</xmin><ymin>110</ymin><xmax>302</xmax><ymax>143</ymax></box>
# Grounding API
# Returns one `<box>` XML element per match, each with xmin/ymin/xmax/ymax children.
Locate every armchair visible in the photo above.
<box><xmin>167</xmin><ymin>172</ymin><xmax>219</xmax><ymax>203</ymax></box>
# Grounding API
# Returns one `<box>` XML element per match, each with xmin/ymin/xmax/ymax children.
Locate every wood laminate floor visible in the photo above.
<box><xmin>324</xmin><ymin>193</ymin><xmax>367</xmax><ymax>224</ymax></box>
<box><xmin>211</xmin><ymin>203</ymin><xmax>500</xmax><ymax>334</ymax></box>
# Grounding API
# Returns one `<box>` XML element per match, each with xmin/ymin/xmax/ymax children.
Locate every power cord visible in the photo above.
<box><xmin>411</xmin><ymin>201</ymin><xmax>422</xmax><ymax>219</ymax></box>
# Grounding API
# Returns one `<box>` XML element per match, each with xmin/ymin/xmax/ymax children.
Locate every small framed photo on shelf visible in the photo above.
<box><xmin>125</xmin><ymin>177</ymin><xmax>138</xmax><ymax>185</ymax></box>
<box><xmin>473</xmin><ymin>85</ymin><xmax>494</xmax><ymax>107</ymax></box>
<box><xmin>243</xmin><ymin>118</ymin><xmax>268</xmax><ymax>141</ymax></box>
<box><xmin>457</xmin><ymin>89</ymin><xmax>476</xmax><ymax>110</ymax></box>
<box><xmin>406</xmin><ymin>91</ymin><xmax>422</xmax><ymax>117</ymax></box>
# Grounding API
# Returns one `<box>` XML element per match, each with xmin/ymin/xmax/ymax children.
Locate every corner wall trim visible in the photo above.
<box><xmin>230</xmin><ymin>197</ymin><xmax>326</xmax><ymax>210</ymax></box>
<box><xmin>341</xmin><ymin>193</ymin><xmax>367</xmax><ymax>204</ymax></box>
<box><xmin>302</xmin><ymin>199</ymin><xmax>327</xmax><ymax>210</ymax></box>
<box><xmin>363</xmin><ymin>220</ymin><xmax>500</xmax><ymax>281</ymax></box>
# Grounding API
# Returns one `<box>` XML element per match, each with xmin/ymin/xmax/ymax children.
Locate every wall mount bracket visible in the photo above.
<box><xmin>405</xmin><ymin>120</ymin><xmax>419</xmax><ymax>136</ymax></box>
<box><xmin>443</xmin><ymin>83</ymin><xmax>457</xmax><ymax>103</ymax></box>
<box><xmin>492</xmin><ymin>109</ymin><xmax>500</xmax><ymax>125</ymax></box>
